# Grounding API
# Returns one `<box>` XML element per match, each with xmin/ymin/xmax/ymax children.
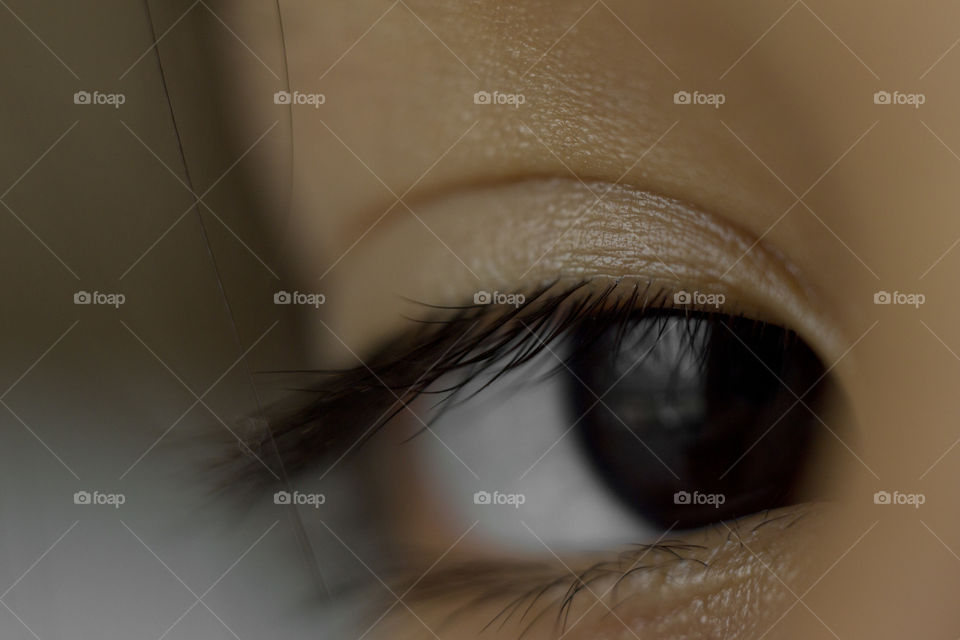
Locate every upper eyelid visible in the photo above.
<box><xmin>322</xmin><ymin>178</ymin><xmax>846</xmax><ymax>372</ymax></box>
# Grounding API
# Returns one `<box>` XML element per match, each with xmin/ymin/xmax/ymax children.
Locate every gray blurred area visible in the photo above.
<box><xmin>0</xmin><ymin>2</ymin><xmax>371</xmax><ymax>637</ymax></box>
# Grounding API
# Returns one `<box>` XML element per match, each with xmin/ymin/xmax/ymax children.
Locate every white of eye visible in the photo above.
<box><xmin>411</xmin><ymin>347</ymin><xmax>663</xmax><ymax>552</ymax></box>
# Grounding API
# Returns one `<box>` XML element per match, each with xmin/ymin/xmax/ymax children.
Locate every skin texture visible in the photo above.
<box><xmin>206</xmin><ymin>1</ymin><xmax>960</xmax><ymax>638</ymax></box>
<box><xmin>365</xmin><ymin>506</ymin><xmax>831</xmax><ymax>640</ymax></box>
<box><xmin>323</xmin><ymin>179</ymin><xmax>846</xmax><ymax>366</ymax></box>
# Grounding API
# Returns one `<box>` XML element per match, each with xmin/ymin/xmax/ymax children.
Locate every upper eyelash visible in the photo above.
<box><xmin>223</xmin><ymin>278</ymin><xmax>765</xmax><ymax>488</ymax></box>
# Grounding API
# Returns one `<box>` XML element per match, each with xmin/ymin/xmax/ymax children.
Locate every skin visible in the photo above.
<box><xmin>208</xmin><ymin>1</ymin><xmax>960</xmax><ymax>637</ymax></box>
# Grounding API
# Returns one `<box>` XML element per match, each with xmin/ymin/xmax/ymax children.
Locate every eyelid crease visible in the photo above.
<box><xmin>323</xmin><ymin>177</ymin><xmax>848</xmax><ymax>375</ymax></box>
<box><xmin>223</xmin><ymin>278</ymin><xmax>805</xmax><ymax>490</ymax></box>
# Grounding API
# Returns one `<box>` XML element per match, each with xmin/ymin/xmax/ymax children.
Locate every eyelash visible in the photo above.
<box><xmin>227</xmin><ymin>277</ymin><xmax>777</xmax><ymax>488</ymax></box>
<box><xmin>342</xmin><ymin>507</ymin><xmax>811</xmax><ymax>637</ymax></box>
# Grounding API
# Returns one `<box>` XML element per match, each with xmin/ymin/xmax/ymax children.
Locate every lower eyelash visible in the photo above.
<box><xmin>355</xmin><ymin>507</ymin><xmax>812</xmax><ymax>638</ymax></box>
<box><xmin>360</xmin><ymin>544</ymin><xmax>704</xmax><ymax>637</ymax></box>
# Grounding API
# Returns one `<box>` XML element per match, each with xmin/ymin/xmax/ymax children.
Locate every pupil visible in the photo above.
<box><xmin>567</xmin><ymin>310</ymin><xmax>833</xmax><ymax>530</ymax></box>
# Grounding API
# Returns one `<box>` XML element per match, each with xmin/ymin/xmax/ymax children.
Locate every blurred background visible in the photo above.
<box><xmin>0</xmin><ymin>2</ymin><xmax>370</xmax><ymax>637</ymax></box>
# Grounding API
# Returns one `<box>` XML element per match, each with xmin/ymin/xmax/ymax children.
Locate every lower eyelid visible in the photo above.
<box><xmin>363</xmin><ymin>505</ymin><xmax>820</xmax><ymax>640</ymax></box>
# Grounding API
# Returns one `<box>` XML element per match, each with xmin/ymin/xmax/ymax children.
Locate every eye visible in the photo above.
<box><xmin>566</xmin><ymin>310</ymin><xmax>832</xmax><ymax>531</ymax></box>
<box><xmin>391</xmin><ymin>288</ymin><xmax>841</xmax><ymax>550</ymax></box>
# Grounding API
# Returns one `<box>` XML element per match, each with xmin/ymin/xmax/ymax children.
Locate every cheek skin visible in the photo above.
<box><xmin>365</xmin><ymin>506</ymin><xmax>833</xmax><ymax>640</ymax></box>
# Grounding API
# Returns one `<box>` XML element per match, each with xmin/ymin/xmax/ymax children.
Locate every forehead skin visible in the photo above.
<box><xmin>209</xmin><ymin>1</ymin><xmax>960</xmax><ymax>637</ymax></box>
